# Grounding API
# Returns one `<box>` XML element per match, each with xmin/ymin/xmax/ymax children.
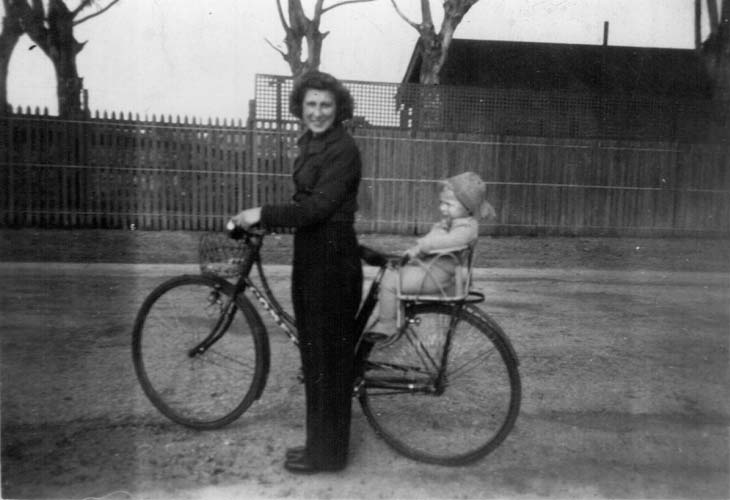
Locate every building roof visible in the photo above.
<box><xmin>403</xmin><ymin>39</ymin><xmax>713</xmax><ymax>98</ymax></box>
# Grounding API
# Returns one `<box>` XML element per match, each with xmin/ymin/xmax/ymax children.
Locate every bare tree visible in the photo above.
<box><xmin>703</xmin><ymin>0</ymin><xmax>730</xmax><ymax>100</ymax></box>
<box><xmin>0</xmin><ymin>0</ymin><xmax>24</xmax><ymax>114</ymax></box>
<box><xmin>269</xmin><ymin>0</ymin><xmax>374</xmax><ymax>80</ymax></box>
<box><xmin>14</xmin><ymin>0</ymin><xmax>120</xmax><ymax>117</ymax></box>
<box><xmin>391</xmin><ymin>0</ymin><xmax>479</xmax><ymax>84</ymax></box>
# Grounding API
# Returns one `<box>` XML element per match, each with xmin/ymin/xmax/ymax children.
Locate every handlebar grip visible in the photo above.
<box><xmin>226</xmin><ymin>220</ymin><xmax>246</xmax><ymax>240</ymax></box>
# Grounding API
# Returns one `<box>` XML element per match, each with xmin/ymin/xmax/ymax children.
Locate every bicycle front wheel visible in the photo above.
<box><xmin>359</xmin><ymin>303</ymin><xmax>521</xmax><ymax>465</ymax></box>
<box><xmin>132</xmin><ymin>274</ymin><xmax>269</xmax><ymax>429</ymax></box>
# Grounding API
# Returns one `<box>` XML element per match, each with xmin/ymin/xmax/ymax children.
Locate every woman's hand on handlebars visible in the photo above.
<box><xmin>230</xmin><ymin>207</ymin><xmax>262</xmax><ymax>229</ymax></box>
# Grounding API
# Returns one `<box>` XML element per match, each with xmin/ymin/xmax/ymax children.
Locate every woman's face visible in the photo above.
<box><xmin>302</xmin><ymin>89</ymin><xmax>336</xmax><ymax>134</ymax></box>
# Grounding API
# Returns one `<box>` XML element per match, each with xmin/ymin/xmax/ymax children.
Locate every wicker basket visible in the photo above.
<box><xmin>198</xmin><ymin>232</ymin><xmax>253</xmax><ymax>278</ymax></box>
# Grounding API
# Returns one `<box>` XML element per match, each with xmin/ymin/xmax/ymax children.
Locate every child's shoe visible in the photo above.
<box><xmin>363</xmin><ymin>331</ymin><xmax>391</xmax><ymax>343</ymax></box>
<box><xmin>364</xmin><ymin>319</ymin><xmax>397</xmax><ymax>343</ymax></box>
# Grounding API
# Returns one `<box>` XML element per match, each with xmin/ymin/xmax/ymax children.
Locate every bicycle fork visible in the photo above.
<box><xmin>187</xmin><ymin>285</ymin><xmax>238</xmax><ymax>357</ymax></box>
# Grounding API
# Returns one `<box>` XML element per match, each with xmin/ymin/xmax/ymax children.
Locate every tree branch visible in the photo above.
<box><xmin>289</xmin><ymin>0</ymin><xmax>308</xmax><ymax>32</ymax></box>
<box><xmin>71</xmin><ymin>0</ymin><xmax>94</xmax><ymax>18</ymax></box>
<box><xmin>74</xmin><ymin>0</ymin><xmax>121</xmax><ymax>26</ymax></box>
<box><xmin>390</xmin><ymin>0</ymin><xmax>420</xmax><ymax>30</ymax></box>
<box><xmin>16</xmin><ymin>0</ymin><xmax>51</xmax><ymax>55</ymax></box>
<box><xmin>421</xmin><ymin>0</ymin><xmax>433</xmax><ymax>27</ymax></box>
<box><xmin>30</xmin><ymin>0</ymin><xmax>44</xmax><ymax>15</ymax></box>
<box><xmin>321</xmin><ymin>0</ymin><xmax>374</xmax><ymax>15</ymax></box>
<box><xmin>265</xmin><ymin>37</ymin><xmax>287</xmax><ymax>58</ymax></box>
<box><xmin>312</xmin><ymin>0</ymin><xmax>325</xmax><ymax>24</ymax></box>
<box><xmin>275</xmin><ymin>0</ymin><xmax>290</xmax><ymax>30</ymax></box>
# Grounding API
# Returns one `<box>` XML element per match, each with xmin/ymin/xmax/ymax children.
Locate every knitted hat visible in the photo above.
<box><xmin>440</xmin><ymin>171</ymin><xmax>496</xmax><ymax>220</ymax></box>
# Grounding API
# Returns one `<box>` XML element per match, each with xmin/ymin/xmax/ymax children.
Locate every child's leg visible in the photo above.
<box><xmin>399</xmin><ymin>261</ymin><xmax>453</xmax><ymax>296</ymax></box>
<box><xmin>376</xmin><ymin>262</ymin><xmax>453</xmax><ymax>335</ymax></box>
<box><xmin>376</xmin><ymin>268</ymin><xmax>399</xmax><ymax>334</ymax></box>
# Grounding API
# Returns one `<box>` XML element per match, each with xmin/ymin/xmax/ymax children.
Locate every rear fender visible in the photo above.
<box><xmin>465</xmin><ymin>304</ymin><xmax>520</xmax><ymax>366</ymax></box>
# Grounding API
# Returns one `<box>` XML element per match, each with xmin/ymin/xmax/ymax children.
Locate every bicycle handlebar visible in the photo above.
<box><xmin>226</xmin><ymin>220</ymin><xmax>266</xmax><ymax>241</ymax></box>
<box><xmin>227</xmin><ymin>219</ymin><xmax>408</xmax><ymax>268</ymax></box>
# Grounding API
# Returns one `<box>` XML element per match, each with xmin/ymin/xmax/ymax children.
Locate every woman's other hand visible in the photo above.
<box><xmin>403</xmin><ymin>246</ymin><xmax>420</xmax><ymax>259</ymax></box>
<box><xmin>231</xmin><ymin>207</ymin><xmax>262</xmax><ymax>228</ymax></box>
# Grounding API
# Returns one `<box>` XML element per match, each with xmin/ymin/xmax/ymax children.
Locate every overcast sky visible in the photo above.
<box><xmin>7</xmin><ymin>0</ymin><xmax>712</xmax><ymax>120</ymax></box>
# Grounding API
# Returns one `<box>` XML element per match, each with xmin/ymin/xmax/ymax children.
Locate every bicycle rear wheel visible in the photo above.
<box><xmin>359</xmin><ymin>303</ymin><xmax>520</xmax><ymax>465</ymax></box>
<box><xmin>132</xmin><ymin>274</ymin><xmax>269</xmax><ymax>429</ymax></box>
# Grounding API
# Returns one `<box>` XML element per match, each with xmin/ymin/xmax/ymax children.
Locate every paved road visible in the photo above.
<box><xmin>1</xmin><ymin>263</ymin><xmax>728</xmax><ymax>499</ymax></box>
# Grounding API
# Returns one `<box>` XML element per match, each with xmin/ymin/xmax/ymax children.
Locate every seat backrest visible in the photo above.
<box><xmin>454</xmin><ymin>242</ymin><xmax>476</xmax><ymax>297</ymax></box>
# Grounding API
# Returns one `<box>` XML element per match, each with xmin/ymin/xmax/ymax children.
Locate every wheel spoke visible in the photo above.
<box><xmin>402</xmin><ymin>326</ymin><xmax>440</xmax><ymax>374</ymax></box>
<box><xmin>447</xmin><ymin>345</ymin><xmax>498</xmax><ymax>382</ymax></box>
<box><xmin>202</xmin><ymin>348</ymin><xmax>255</xmax><ymax>373</ymax></box>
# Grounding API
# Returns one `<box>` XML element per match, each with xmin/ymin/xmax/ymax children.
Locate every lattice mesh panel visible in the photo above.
<box><xmin>254</xmin><ymin>74</ymin><xmax>719</xmax><ymax>141</ymax></box>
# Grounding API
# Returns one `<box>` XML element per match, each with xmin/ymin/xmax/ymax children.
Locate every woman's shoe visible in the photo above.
<box><xmin>283</xmin><ymin>453</ymin><xmax>346</xmax><ymax>474</ymax></box>
<box><xmin>283</xmin><ymin>454</ymin><xmax>320</xmax><ymax>474</ymax></box>
<box><xmin>285</xmin><ymin>446</ymin><xmax>306</xmax><ymax>460</ymax></box>
<box><xmin>363</xmin><ymin>331</ymin><xmax>390</xmax><ymax>343</ymax></box>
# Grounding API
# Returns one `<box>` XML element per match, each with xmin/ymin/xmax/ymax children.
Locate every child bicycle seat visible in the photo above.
<box><xmin>396</xmin><ymin>243</ymin><xmax>476</xmax><ymax>302</ymax></box>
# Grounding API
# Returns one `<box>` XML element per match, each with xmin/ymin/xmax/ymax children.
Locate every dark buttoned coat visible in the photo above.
<box><xmin>260</xmin><ymin>124</ymin><xmax>363</xmax><ymax>469</ymax></box>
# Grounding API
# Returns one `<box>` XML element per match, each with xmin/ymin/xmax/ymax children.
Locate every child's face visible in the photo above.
<box><xmin>439</xmin><ymin>187</ymin><xmax>469</xmax><ymax>219</ymax></box>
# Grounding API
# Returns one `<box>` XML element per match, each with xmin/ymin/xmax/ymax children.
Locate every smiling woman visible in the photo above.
<box><xmin>229</xmin><ymin>71</ymin><xmax>364</xmax><ymax>474</ymax></box>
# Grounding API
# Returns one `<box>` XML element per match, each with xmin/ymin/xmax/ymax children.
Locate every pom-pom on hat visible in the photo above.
<box><xmin>440</xmin><ymin>171</ymin><xmax>496</xmax><ymax>220</ymax></box>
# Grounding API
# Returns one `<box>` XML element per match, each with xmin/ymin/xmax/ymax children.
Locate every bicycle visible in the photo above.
<box><xmin>131</xmin><ymin>225</ymin><xmax>521</xmax><ymax>466</ymax></box>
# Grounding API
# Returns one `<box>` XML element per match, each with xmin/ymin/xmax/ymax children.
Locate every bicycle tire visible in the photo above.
<box><xmin>132</xmin><ymin>274</ymin><xmax>269</xmax><ymax>429</ymax></box>
<box><xmin>359</xmin><ymin>303</ymin><xmax>521</xmax><ymax>465</ymax></box>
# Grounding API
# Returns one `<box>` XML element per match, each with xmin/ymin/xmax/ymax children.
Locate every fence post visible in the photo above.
<box><xmin>249</xmin><ymin>100</ymin><xmax>259</xmax><ymax>208</ymax></box>
<box><xmin>0</xmin><ymin>114</ymin><xmax>11</xmax><ymax>225</ymax></box>
<box><xmin>243</xmin><ymin>101</ymin><xmax>254</xmax><ymax>215</ymax></box>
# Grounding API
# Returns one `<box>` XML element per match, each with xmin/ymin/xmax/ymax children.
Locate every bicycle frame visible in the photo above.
<box><xmin>236</xmin><ymin>252</ymin><xmax>390</xmax><ymax>351</ymax></box>
<box><xmin>199</xmin><ymin>228</ymin><xmax>478</xmax><ymax>396</ymax></box>
<box><xmin>366</xmin><ymin>301</ymin><xmax>465</xmax><ymax>396</ymax></box>
<box><xmin>134</xmin><ymin>227</ymin><xmax>522</xmax><ymax>464</ymax></box>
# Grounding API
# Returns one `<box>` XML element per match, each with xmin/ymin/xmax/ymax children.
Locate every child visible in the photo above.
<box><xmin>371</xmin><ymin>171</ymin><xmax>496</xmax><ymax>338</ymax></box>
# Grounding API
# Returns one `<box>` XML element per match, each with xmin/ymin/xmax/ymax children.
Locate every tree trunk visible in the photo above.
<box><xmin>49</xmin><ymin>31</ymin><xmax>84</xmax><ymax>118</ymax></box>
<box><xmin>279</xmin><ymin>0</ymin><xmax>326</xmax><ymax>81</ymax></box>
<box><xmin>411</xmin><ymin>0</ymin><xmax>478</xmax><ymax>129</ymax></box>
<box><xmin>47</xmin><ymin>0</ymin><xmax>85</xmax><ymax>117</ymax></box>
<box><xmin>717</xmin><ymin>0</ymin><xmax>730</xmax><ymax>100</ymax></box>
<box><xmin>703</xmin><ymin>0</ymin><xmax>730</xmax><ymax>100</ymax></box>
<box><xmin>415</xmin><ymin>0</ymin><xmax>478</xmax><ymax>84</ymax></box>
<box><xmin>18</xmin><ymin>0</ymin><xmax>86</xmax><ymax>117</ymax></box>
<box><xmin>418</xmin><ymin>31</ymin><xmax>443</xmax><ymax>84</ymax></box>
<box><xmin>0</xmin><ymin>2</ymin><xmax>24</xmax><ymax>114</ymax></box>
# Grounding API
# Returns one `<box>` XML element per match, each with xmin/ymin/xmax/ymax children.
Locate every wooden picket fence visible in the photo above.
<box><xmin>1</xmin><ymin>111</ymin><xmax>729</xmax><ymax>237</ymax></box>
<box><xmin>355</xmin><ymin>129</ymin><xmax>730</xmax><ymax>236</ymax></box>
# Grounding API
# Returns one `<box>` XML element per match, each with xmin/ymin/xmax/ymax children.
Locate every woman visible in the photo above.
<box><xmin>231</xmin><ymin>71</ymin><xmax>362</xmax><ymax>474</ymax></box>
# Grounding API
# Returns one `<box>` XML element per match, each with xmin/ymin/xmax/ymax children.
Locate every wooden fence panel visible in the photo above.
<box><xmin>352</xmin><ymin>131</ymin><xmax>729</xmax><ymax>237</ymax></box>
<box><xmin>2</xmin><ymin>113</ymin><xmax>728</xmax><ymax>237</ymax></box>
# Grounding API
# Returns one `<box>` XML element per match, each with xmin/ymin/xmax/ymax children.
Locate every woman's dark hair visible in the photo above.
<box><xmin>289</xmin><ymin>71</ymin><xmax>354</xmax><ymax>124</ymax></box>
